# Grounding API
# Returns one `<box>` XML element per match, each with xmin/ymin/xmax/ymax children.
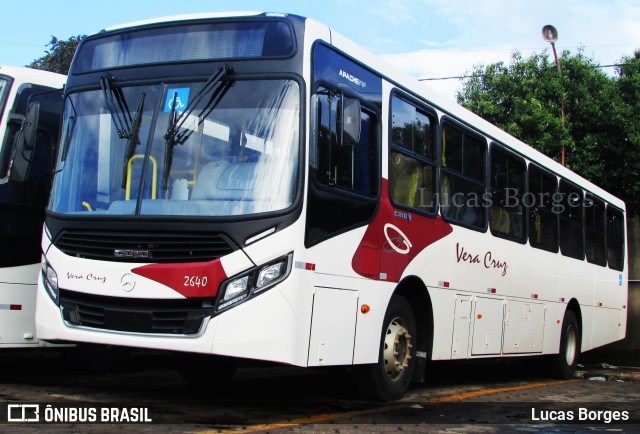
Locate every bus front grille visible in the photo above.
<box><xmin>59</xmin><ymin>289</ymin><xmax>214</xmax><ymax>335</ymax></box>
<box><xmin>54</xmin><ymin>230</ymin><xmax>236</xmax><ymax>263</ymax></box>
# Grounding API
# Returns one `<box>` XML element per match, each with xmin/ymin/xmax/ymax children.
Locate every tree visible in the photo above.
<box><xmin>456</xmin><ymin>48</ymin><xmax>640</xmax><ymax>216</ymax></box>
<box><xmin>28</xmin><ymin>35</ymin><xmax>84</xmax><ymax>75</ymax></box>
<box><xmin>606</xmin><ymin>50</ymin><xmax>640</xmax><ymax>216</ymax></box>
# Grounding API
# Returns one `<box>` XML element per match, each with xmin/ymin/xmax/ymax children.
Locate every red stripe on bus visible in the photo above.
<box><xmin>132</xmin><ymin>259</ymin><xmax>228</xmax><ymax>298</ymax></box>
<box><xmin>352</xmin><ymin>180</ymin><xmax>453</xmax><ymax>282</ymax></box>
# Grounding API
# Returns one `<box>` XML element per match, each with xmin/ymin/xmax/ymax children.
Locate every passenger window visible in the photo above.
<box><xmin>606</xmin><ymin>206</ymin><xmax>625</xmax><ymax>271</ymax></box>
<box><xmin>528</xmin><ymin>165</ymin><xmax>558</xmax><ymax>252</ymax></box>
<box><xmin>440</xmin><ymin>122</ymin><xmax>487</xmax><ymax>229</ymax></box>
<box><xmin>389</xmin><ymin>95</ymin><xmax>436</xmax><ymax>213</ymax></box>
<box><xmin>558</xmin><ymin>180</ymin><xmax>584</xmax><ymax>260</ymax></box>
<box><xmin>489</xmin><ymin>145</ymin><xmax>526</xmax><ymax>242</ymax></box>
<box><xmin>585</xmin><ymin>194</ymin><xmax>606</xmax><ymax>266</ymax></box>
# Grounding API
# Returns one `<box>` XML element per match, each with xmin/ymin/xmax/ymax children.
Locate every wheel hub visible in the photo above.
<box><xmin>383</xmin><ymin>316</ymin><xmax>412</xmax><ymax>381</ymax></box>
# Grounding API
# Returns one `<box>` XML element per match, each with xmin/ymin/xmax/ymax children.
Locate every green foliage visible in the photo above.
<box><xmin>457</xmin><ymin>48</ymin><xmax>640</xmax><ymax>216</ymax></box>
<box><xmin>28</xmin><ymin>35</ymin><xmax>84</xmax><ymax>75</ymax></box>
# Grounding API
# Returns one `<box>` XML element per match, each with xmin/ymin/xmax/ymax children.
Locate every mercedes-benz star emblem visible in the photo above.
<box><xmin>120</xmin><ymin>273</ymin><xmax>136</xmax><ymax>292</ymax></box>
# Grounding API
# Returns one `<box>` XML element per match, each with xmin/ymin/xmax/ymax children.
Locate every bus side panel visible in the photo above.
<box><xmin>211</xmin><ymin>283</ymin><xmax>297</xmax><ymax>364</ymax></box>
<box><xmin>445</xmin><ymin>229</ymin><xmax>513</xmax><ymax>300</ymax></box>
<box><xmin>352</xmin><ymin>279</ymin><xmax>392</xmax><ymax>364</ymax></box>
<box><xmin>0</xmin><ymin>264</ymin><xmax>39</xmax><ymax>345</ymax></box>
<box><xmin>307</xmin><ymin>287</ymin><xmax>358</xmax><ymax>366</ymax></box>
<box><xmin>587</xmin><ymin>265</ymin><xmax>626</xmax><ymax>351</ymax></box>
<box><xmin>516</xmin><ymin>246</ymin><xmax>560</xmax><ymax>305</ymax></box>
<box><xmin>502</xmin><ymin>301</ymin><xmax>545</xmax><ymax>354</ymax></box>
<box><xmin>590</xmin><ymin>307</ymin><xmax>624</xmax><ymax>350</ymax></box>
<box><xmin>450</xmin><ymin>294</ymin><xmax>472</xmax><ymax>359</ymax></box>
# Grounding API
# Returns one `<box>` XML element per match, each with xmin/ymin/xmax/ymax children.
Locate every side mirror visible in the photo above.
<box><xmin>338</xmin><ymin>96</ymin><xmax>361</xmax><ymax>146</ymax></box>
<box><xmin>22</xmin><ymin>101</ymin><xmax>40</xmax><ymax>150</ymax></box>
<box><xmin>9</xmin><ymin>102</ymin><xmax>41</xmax><ymax>182</ymax></box>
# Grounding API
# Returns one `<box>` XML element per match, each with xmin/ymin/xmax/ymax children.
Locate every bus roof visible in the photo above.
<box><xmin>105</xmin><ymin>11</ymin><xmax>264</xmax><ymax>31</ymax></box>
<box><xmin>0</xmin><ymin>65</ymin><xmax>66</xmax><ymax>88</ymax></box>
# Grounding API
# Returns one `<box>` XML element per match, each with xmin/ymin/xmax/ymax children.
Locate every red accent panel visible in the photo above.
<box><xmin>352</xmin><ymin>180</ymin><xmax>452</xmax><ymax>282</ymax></box>
<box><xmin>132</xmin><ymin>259</ymin><xmax>227</xmax><ymax>298</ymax></box>
<box><xmin>9</xmin><ymin>304</ymin><xmax>21</xmax><ymax>311</ymax></box>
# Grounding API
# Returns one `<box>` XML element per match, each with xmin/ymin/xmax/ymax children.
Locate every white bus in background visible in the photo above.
<box><xmin>36</xmin><ymin>13</ymin><xmax>627</xmax><ymax>400</ymax></box>
<box><xmin>0</xmin><ymin>66</ymin><xmax>65</xmax><ymax>347</ymax></box>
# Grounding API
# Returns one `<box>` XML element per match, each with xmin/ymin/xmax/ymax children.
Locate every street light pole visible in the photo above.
<box><xmin>542</xmin><ymin>24</ymin><xmax>566</xmax><ymax>166</ymax></box>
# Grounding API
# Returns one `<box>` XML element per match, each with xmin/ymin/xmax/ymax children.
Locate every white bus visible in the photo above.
<box><xmin>0</xmin><ymin>66</ymin><xmax>65</xmax><ymax>347</ymax></box>
<box><xmin>35</xmin><ymin>12</ymin><xmax>627</xmax><ymax>400</ymax></box>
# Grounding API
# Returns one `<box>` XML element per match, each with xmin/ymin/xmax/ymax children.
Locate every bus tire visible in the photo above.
<box><xmin>355</xmin><ymin>294</ymin><xmax>416</xmax><ymax>401</ymax></box>
<box><xmin>549</xmin><ymin>310</ymin><xmax>580</xmax><ymax>379</ymax></box>
<box><xmin>174</xmin><ymin>353</ymin><xmax>237</xmax><ymax>388</ymax></box>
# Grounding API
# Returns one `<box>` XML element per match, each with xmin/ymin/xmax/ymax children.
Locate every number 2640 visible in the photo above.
<box><xmin>184</xmin><ymin>275</ymin><xmax>208</xmax><ymax>287</ymax></box>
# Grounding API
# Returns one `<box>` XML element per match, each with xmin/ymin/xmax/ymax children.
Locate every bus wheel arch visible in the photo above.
<box><xmin>355</xmin><ymin>292</ymin><xmax>417</xmax><ymax>401</ymax></box>
<box><xmin>549</xmin><ymin>299</ymin><xmax>582</xmax><ymax>379</ymax></box>
<box><xmin>393</xmin><ymin>276</ymin><xmax>433</xmax><ymax>383</ymax></box>
<box><xmin>354</xmin><ymin>275</ymin><xmax>434</xmax><ymax>400</ymax></box>
<box><xmin>566</xmin><ymin>298</ymin><xmax>583</xmax><ymax>337</ymax></box>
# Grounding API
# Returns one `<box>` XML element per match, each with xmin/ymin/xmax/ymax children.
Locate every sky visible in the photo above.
<box><xmin>1</xmin><ymin>0</ymin><xmax>639</xmax><ymax>99</ymax></box>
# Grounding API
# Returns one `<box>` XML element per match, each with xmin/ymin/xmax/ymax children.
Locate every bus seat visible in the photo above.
<box><xmin>191</xmin><ymin>161</ymin><xmax>260</xmax><ymax>201</ymax></box>
<box><xmin>391</xmin><ymin>153</ymin><xmax>420</xmax><ymax>207</ymax></box>
<box><xmin>191</xmin><ymin>160</ymin><xmax>231</xmax><ymax>200</ymax></box>
<box><xmin>491</xmin><ymin>206</ymin><xmax>510</xmax><ymax>234</ymax></box>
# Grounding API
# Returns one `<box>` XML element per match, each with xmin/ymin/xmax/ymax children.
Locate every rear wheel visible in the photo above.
<box><xmin>549</xmin><ymin>310</ymin><xmax>580</xmax><ymax>379</ymax></box>
<box><xmin>355</xmin><ymin>295</ymin><xmax>416</xmax><ymax>401</ymax></box>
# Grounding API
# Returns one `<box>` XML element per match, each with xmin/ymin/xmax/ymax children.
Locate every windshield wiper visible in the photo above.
<box><xmin>121</xmin><ymin>93</ymin><xmax>145</xmax><ymax>188</ymax></box>
<box><xmin>99</xmin><ymin>75</ymin><xmax>149</xmax><ymax>189</ymax></box>
<box><xmin>163</xmin><ymin>65</ymin><xmax>233</xmax><ymax>191</ymax></box>
<box><xmin>100</xmin><ymin>74</ymin><xmax>132</xmax><ymax>139</ymax></box>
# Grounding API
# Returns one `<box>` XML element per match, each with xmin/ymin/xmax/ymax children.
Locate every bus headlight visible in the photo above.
<box><xmin>41</xmin><ymin>256</ymin><xmax>60</xmax><ymax>305</ymax></box>
<box><xmin>216</xmin><ymin>253</ymin><xmax>292</xmax><ymax>312</ymax></box>
<box><xmin>256</xmin><ymin>261</ymin><xmax>285</xmax><ymax>290</ymax></box>
<box><xmin>219</xmin><ymin>275</ymin><xmax>251</xmax><ymax>309</ymax></box>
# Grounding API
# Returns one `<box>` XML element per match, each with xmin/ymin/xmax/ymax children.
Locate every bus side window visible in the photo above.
<box><xmin>389</xmin><ymin>94</ymin><xmax>436</xmax><ymax>214</ymax></box>
<box><xmin>606</xmin><ymin>206</ymin><xmax>625</xmax><ymax>271</ymax></box>
<box><xmin>585</xmin><ymin>193</ymin><xmax>606</xmax><ymax>266</ymax></box>
<box><xmin>489</xmin><ymin>145</ymin><xmax>526</xmax><ymax>242</ymax></box>
<box><xmin>440</xmin><ymin>121</ymin><xmax>487</xmax><ymax>230</ymax></box>
<box><xmin>558</xmin><ymin>180</ymin><xmax>584</xmax><ymax>260</ymax></box>
<box><xmin>528</xmin><ymin>164</ymin><xmax>559</xmax><ymax>252</ymax></box>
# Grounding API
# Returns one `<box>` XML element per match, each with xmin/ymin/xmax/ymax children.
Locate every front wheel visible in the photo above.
<box><xmin>548</xmin><ymin>310</ymin><xmax>581</xmax><ymax>379</ymax></box>
<box><xmin>355</xmin><ymin>295</ymin><xmax>416</xmax><ymax>401</ymax></box>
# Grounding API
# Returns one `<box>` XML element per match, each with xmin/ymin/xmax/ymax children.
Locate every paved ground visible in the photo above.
<box><xmin>0</xmin><ymin>349</ymin><xmax>638</xmax><ymax>432</ymax></box>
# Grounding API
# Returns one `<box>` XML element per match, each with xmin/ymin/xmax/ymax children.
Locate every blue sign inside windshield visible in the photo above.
<box><xmin>165</xmin><ymin>88</ymin><xmax>190</xmax><ymax>112</ymax></box>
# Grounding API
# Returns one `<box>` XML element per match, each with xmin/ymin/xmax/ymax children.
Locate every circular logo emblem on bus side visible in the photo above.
<box><xmin>120</xmin><ymin>273</ymin><xmax>136</xmax><ymax>292</ymax></box>
<box><xmin>383</xmin><ymin>223</ymin><xmax>413</xmax><ymax>255</ymax></box>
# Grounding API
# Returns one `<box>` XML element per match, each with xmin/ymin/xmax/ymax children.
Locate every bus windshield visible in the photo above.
<box><xmin>49</xmin><ymin>78</ymin><xmax>300</xmax><ymax>217</ymax></box>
